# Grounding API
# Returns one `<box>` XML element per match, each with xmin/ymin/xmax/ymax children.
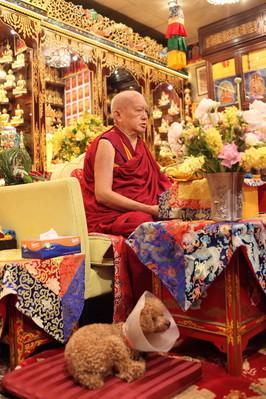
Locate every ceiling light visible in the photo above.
<box><xmin>207</xmin><ymin>0</ymin><xmax>240</xmax><ymax>4</ymax></box>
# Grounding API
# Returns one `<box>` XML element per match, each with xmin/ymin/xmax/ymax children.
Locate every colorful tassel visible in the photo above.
<box><xmin>166</xmin><ymin>0</ymin><xmax>187</xmax><ymax>70</ymax></box>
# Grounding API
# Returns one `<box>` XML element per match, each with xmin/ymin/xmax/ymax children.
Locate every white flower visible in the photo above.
<box><xmin>250</xmin><ymin>99</ymin><xmax>266</xmax><ymax>114</ymax></box>
<box><xmin>168</xmin><ymin>122</ymin><xmax>185</xmax><ymax>160</ymax></box>
<box><xmin>245</xmin><ymin>132</ymin><xmax>260</xmax><ymax>147</ymax></box>
<box><xmin>194</xmin><ymin>98</ymin><xmax>219</xmax><ymax>120</ymax></box>
<box><xmin>243</xmin><ymin>109</ymin><xmax>264</xmax><ymax>126</ymax></box>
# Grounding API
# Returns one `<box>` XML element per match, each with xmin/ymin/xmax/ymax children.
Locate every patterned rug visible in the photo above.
<box><xmin>0</xmin><ymin>331</ymin><xmax>265</xmax><ymax>399</ymax></box>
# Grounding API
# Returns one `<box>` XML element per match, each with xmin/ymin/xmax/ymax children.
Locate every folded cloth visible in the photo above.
<box><xmin>158</xmin><ymin>179</ymin><xmax>211</xmax><ymax>220</ymax></box>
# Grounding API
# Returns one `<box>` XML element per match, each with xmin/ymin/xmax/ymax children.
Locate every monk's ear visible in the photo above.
<box><xmin>112</xmin><ymin>109</ymin><xmax>121</xmax><ymax>120</ymax></box>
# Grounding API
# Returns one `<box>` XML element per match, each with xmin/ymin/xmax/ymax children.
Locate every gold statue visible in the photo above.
<box><xmin>158</xmin><ymin>118</ymin><xmax>170</xmax><ymax>134</ymax></box>
<box><xmin>13</xmin><ymin>74</ymin><xmax>27</xmax><ymax>96</ymax></box>
<box><xmin>158</xmin><ymin>91</ymin><xmax>170</xmax><ymax>107</ymax></box>
<box><xmin>152</xmin><ymin>106</ymin><xmax>162</xmax><ymax>120</ymax></box>
<box><xmin>0</xmin><ymin>43</ymin><xmax>13</xmax><ymax>64</ymax></box>
<box><xmin>11</xmin><ymin>104</ymin><xmax>24</xmax><ymax>126</ymax></box>
<box><xmin>0</xmin><ymin>84</ymin><xmax>9</xmax><ymax>103</ymax></box>
<box><xmin>4</xmin><ymin>69</ymin><xmax>16</xmax><ymax>89</ymax></box>
<box><xmin>12</xmin><ymin>53</ymin><xmax>25</xmax><ymax>69</ymax></box>
<box><xmin>168</xmin><ymin>100</ymin><xmax>179</xmax><ymax>116</ymax></box>
<box><xmin>0</xmin><ymin>108</ymin><xmax>10</xmax><ymax>126</ymax></box>
<box><xmin>0</xmin><ymin>66</ymin><xmax>6</xmax><ymax>81</ymax></box>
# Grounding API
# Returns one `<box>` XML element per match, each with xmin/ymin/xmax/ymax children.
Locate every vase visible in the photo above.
<box><xmin>206</xmin><ymin>172</ymin><xmax>244</xmax><ymax>221</ymax></box>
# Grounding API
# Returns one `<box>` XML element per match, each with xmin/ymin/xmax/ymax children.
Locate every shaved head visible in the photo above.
<box><xmin>110</xmin><ymin>90</ymin><xmax>148</xmax><ymax>137</ymax></box>
<box><xmin>111</xmin><ymin>90</ymin><xmax>144</xmax><ymax>115</ymax></box>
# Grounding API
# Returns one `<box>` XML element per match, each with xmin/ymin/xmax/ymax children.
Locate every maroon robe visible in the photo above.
<box><xmin>82</xmin><ymin>126</ymin><xmax>171</xmax><ymax>236</ymax></box>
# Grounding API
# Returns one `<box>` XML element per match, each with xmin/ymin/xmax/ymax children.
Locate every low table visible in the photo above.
<box><xmin>0</xmin><ymin>249</ymin><xmax>85</xmax><ymax>368</ymax></box>
<box><xmin>127</xmin><ymin>218</ymin><xmax>266</xmax><ymax>376</ymax></box>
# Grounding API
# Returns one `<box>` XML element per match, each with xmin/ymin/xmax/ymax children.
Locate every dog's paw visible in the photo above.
<box><xmin>77</xmin><ymin>373</ymin><xmax>105</xmax><ymax>389</ymax></box>
<box><xmin>118</xmin><ymin>359</ymin><xmax>146</xmax><ymax>382</ymax></box>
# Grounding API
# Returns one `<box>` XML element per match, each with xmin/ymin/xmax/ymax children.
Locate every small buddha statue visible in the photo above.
<box><xmin>158</xmin><ymin>91</ymin><xmax>170</xmax><ymax>107</ymax></box>
<box><xmin>2</xmin><ymin>43</ymin><xmax>13</xmax><ymax>63</ymax></box>
<box><xmin>4</xmin><ymin>69</ymin><xmax>16</xmax><ymax>89</ymax></box>
<box><xmin>0</xmin><ymin>84</ymin><xmax>9</xmax><ymax>103</ymax></box>
<box><xmin>11</xmin><ymin>104</ymin><xmax>24</xmax><ymax>126</ymax></box>
<box><xmin>152</xmin><ymin>106</ymin><xmax>162</xmax><ymax>120</ymax></box>
<box><xmin>12</xmin><ymin>52</ymin><xmax>25</xmax><ymax>69</ymax></box>
<box><xmin>168</xmin><ymin>100</ymin><xmax>179</xmax><ymax>116</ymax></box>
<box><xmin>0</xmin><ymin>66</ymin><xmax>6</xmax><ymax>81</ymax></box>
<box><xmin>13</xmin><ymin>74</ymin><xmax>27</xmax><ymax>96</ymax></box>
<box><xmin>158</xmin><ymin>118</ymin><xmax>170</xmax><ymax>134</ymax></box>
<box><xmin>0</xmin><ymin>108</ymin><xmax>10</xmax><ymax>126</ymax></box>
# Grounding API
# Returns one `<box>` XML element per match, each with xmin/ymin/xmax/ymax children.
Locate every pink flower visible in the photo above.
<box><xmin>218</xmin><ymin>143</ymin><xmax>242</xmax><ymax>169</ymax></box>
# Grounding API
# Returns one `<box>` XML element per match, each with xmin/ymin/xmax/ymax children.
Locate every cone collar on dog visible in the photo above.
<box><xmin>122</xmin><ymin>291</ymin><xmax>179</xmax><ymax>352</ymax></box>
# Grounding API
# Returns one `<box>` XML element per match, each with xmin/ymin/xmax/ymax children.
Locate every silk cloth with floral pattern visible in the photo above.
<box><xmin>126</xmin><ymin>219</ymin><xmax>266</xmax><ymax>311</ymax></box>
<box><xmin>0</xmin><ymin>253</ymin><xmax>85</xmax><ymax>342</ymax></box>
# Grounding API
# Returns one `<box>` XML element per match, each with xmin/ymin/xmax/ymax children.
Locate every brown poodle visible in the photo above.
<box><xmin>64</xmin><ymin>295</ymin><xmax>172</xmax><ymax>389</ymax></box>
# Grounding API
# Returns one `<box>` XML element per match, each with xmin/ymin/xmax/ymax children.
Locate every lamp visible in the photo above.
<box><xmin>207</xmin><ymin>0</ymin><xmax>240</xmax><ymax>4</ymax></box>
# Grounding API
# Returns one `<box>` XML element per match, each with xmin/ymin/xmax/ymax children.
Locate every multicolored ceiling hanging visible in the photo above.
<box><xmin>166</xmin><ymin>0</ymin><xmax>187</xmax><ymax>70</ymax></box>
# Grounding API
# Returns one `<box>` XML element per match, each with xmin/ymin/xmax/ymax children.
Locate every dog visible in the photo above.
<box><xmin>64</xmin><ymin>294</ymin><xmax>172</xmax><ymax>389</ymax></box>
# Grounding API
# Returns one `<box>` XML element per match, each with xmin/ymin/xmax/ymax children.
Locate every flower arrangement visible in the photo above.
<box><xmin>52</xmin><ymin>113</ymin><xmax>107</xmax><ymax>162</ymax></box>
<box><xmin>168</xmin><ymin>99</ymin><xmax>266</xmax><ymax>178</ymax></box>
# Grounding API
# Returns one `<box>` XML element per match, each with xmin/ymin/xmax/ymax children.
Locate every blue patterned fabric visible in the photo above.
<box><xmin>0</xmin><ymin>255</ymin><xmax>85</xmax><ymax>342</ymax></box>
<box><xmin>127</xmin><ymin>220</ymin><xmax>266</xmax><ymax>311</ymax></box>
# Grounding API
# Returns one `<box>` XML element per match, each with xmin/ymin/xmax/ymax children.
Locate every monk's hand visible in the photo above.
<box><xmin>148</xmin><ymin>205</ymin><xmax>159</xmax><ymax>217</ymax></box>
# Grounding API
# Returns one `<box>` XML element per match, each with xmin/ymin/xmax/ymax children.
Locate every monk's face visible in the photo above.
<box><xmin>115</xmin><ymin>93</ymin><xmax>149</xmax><ymax>136</ymax></box>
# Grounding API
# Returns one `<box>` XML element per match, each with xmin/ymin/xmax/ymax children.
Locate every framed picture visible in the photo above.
<box><xmin>214</xmin><ymin>77</ymin><xmax>236</xmax><ymax>106</ymax></box>
<box><xmin>196</xmin><ymin>65</ymin><xmax>208</xmax><ymax>96</ymax></box>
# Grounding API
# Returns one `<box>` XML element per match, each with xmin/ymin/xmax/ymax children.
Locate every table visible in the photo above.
<box><xmin>127</xmin><ymin>218</ymin><xmax>266</xmax><ymax>376</ymax></box>
<box><xmin>0</xmin><ymin>249</ymin><xmax>85</xmax><ymax>368</ymax></box>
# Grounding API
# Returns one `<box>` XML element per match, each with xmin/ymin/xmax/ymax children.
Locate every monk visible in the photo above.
<box><xmin>82</xmin><ymin>90</ymin><xmax>171</xmax><ymax>308</ymax></box>
<box><xmin>82</xmin><ymin>90</ymin><xmax>171</xmax><ymax>237</ymax></box>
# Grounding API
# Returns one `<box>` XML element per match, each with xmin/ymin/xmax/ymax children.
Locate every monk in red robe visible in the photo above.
<box><xmin>82</xmin><ymin>90</ymin><xmax>171</xmax><ymax>306</ymax></box>
<box><xmin>82</xmin><ymin>90</ymin><xmax>171</xmax><ymax>237</ymax></box>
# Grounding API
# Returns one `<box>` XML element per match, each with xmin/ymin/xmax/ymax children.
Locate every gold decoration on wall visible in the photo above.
<box><xmin>41</xmin><ymin>29</ymin><xmax>93</xmax><ymax>63</ymax></box>
<box><xmin>45</xmin><ymin>0</ymin><xmax>164</xmax><ymax>63</ymax></box>
<box><xmin>104</xmin><ymin>52</ymin><xmax>145</xmax><ymax>81</ymax></box>
<box><xmin>0</xmin><ymin>7</ymin><xmax>41</xmax><ymax>39</ymax></box>
<box><xmin>20</xmin><ymin>0</ymin><xmax>50</xmax><ymax>11</ymax></box>
<box><xmin>205</xmin><ymin>20</ymin><xmax>257</xmax><ymax>49</ymax></box>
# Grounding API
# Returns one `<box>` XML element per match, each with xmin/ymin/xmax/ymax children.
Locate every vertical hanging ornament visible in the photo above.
<box><xmin>166</xmin><ymin>0</ymin><xmax>187</xmax><ymax>70</ymax></box>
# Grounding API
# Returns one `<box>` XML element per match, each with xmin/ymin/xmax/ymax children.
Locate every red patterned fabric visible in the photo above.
<box><xmin>82</xmin><ymin>126</ymin><xmax>171</xmax><ymax>236</ymax></box>
<box><xmin>110</xmin><ymin>235</ymin><xmax>152</xmax><ymax>322</ymax></box>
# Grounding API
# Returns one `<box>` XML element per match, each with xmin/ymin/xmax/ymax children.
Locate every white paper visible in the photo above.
<box><xmin>39</xmin><ymin>228</ymin><xmax>59</xmax><ymax>240</ymax></box>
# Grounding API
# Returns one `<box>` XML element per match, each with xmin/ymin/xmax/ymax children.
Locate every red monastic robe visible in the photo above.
<box><xmin>81</xmin><ymin>126</ymin><xmax>171</xmax><ymax>236</ymax></box>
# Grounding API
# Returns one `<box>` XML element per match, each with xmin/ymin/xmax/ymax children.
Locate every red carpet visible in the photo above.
<box><xmin>170</xmin><ymin>331</ymin><xmax>266</xmax><ymax>398</ymax></box>
<box><xmin>0</xmin><ymin>332</ymin><xmax>265</xmax><ymax>398</ymax></box>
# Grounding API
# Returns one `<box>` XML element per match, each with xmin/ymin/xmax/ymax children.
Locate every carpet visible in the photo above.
<box><xmin>0</xmin><ymin>331</ymin><xmax>265</xmax><ymax>398</ymax></box>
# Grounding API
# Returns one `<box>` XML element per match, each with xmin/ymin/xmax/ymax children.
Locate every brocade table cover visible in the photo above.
<box><xmin>0</xmin><ymin>251</ymin><xmax>85</xmax><ymax>342</ymax></box>
<box><xmin>127</xmin><ymin>219</ymin><xmax>266</xmax><ymax>311</ymax></box>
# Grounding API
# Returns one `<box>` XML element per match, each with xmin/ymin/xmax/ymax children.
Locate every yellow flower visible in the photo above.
<box><xmin>52</xmin><ymin>113</ymin><xmax>107</xmax><ymax>162</ymax></box>
<box><xmin>240</xmin><ymin>147</ymin><xmax>266</xmax><ymax>171</ymax></box>
<box><xmin>203</xmin><ymin>128</ymin><xmax>223</xmax><ymax>156</ymax></box>
<box><xmin>177</xmin><ymin>155</ymin><xmax>205</xmax><ymax>175</ymax></box>
<box><xmin>75</xmin><ymin>131</ymin><xmax>85</xmax><ymax>141</ymax></box>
